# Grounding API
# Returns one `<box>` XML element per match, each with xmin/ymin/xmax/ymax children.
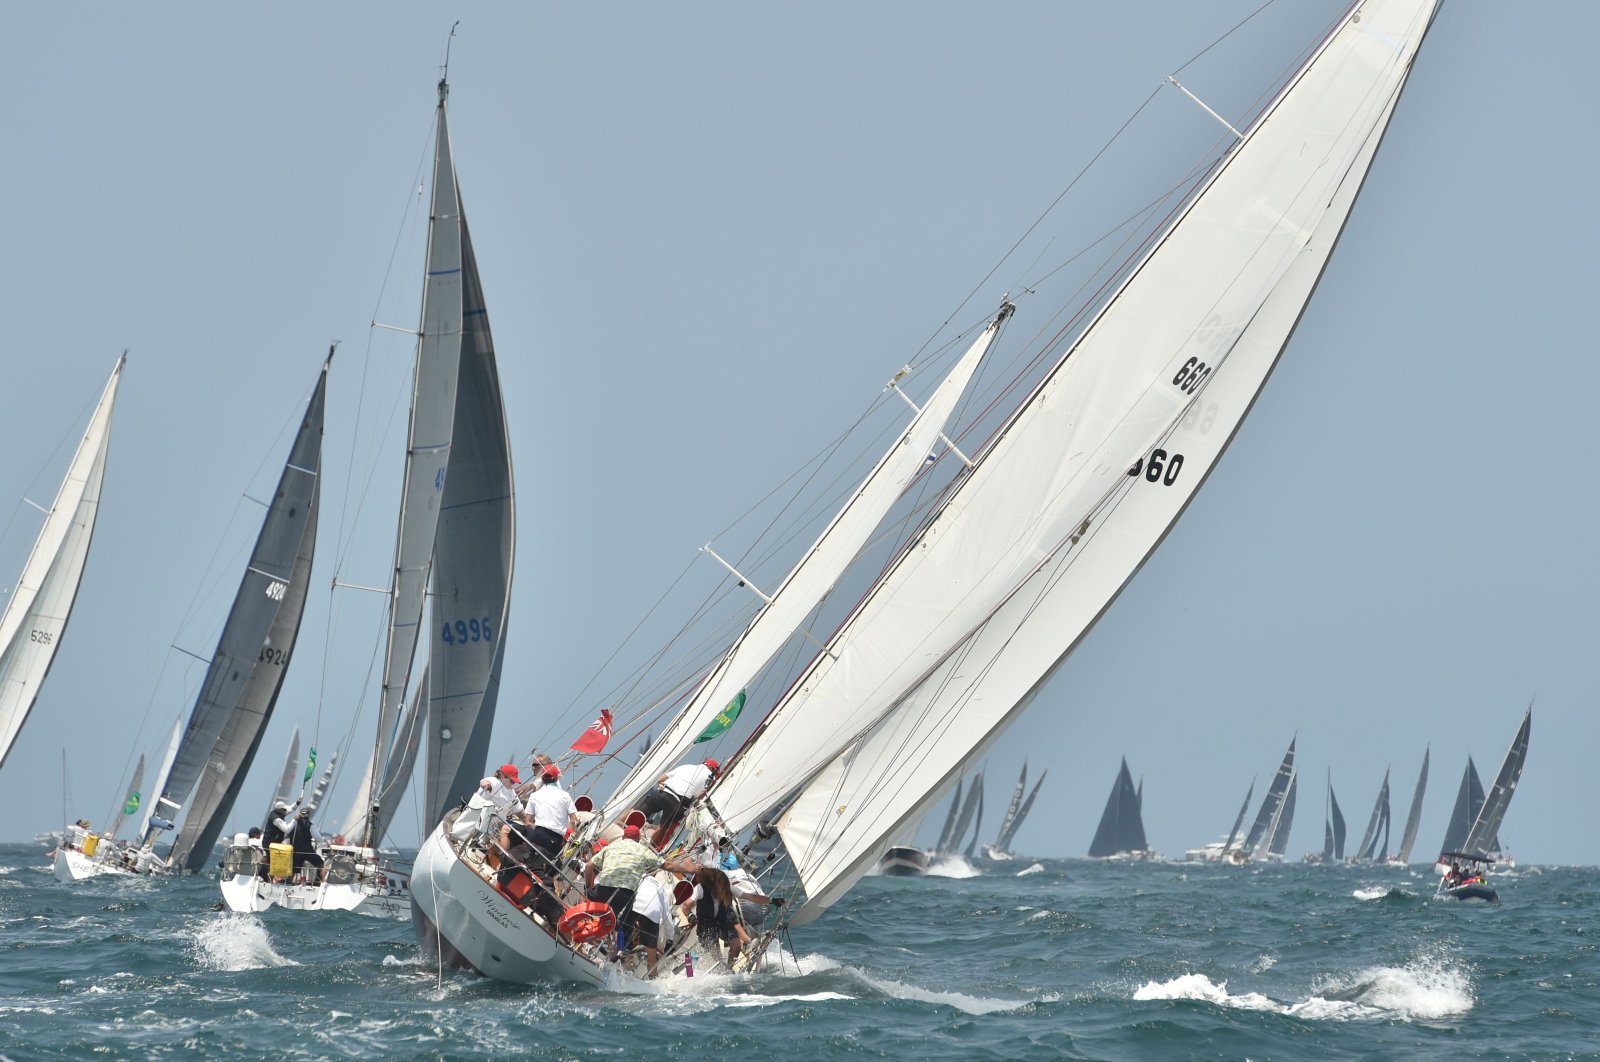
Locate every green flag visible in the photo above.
<box><xmin>122</xmin><ymin>790</ymin><xmax>141</xmax><ymax>817</ymax></box>
<box><xmin>303</xmin><ymin>746</ymin><xmax>317</xmax><ymax>784</ymax></box>
<box><xmin>695</xmin><ymin>690</ymin><xmax>746</xmax><ymax>744</ymax></box>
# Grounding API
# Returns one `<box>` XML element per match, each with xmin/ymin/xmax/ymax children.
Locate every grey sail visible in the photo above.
<box><xmin>1355</xmin><ymin>767</ymin><xmax>1391</xmax><ymax>861</ymax></box>
<box><xmin>1393</xmin><ymin>746</ymin><xmax>1429</xmax><ymax>863</ymax></box>
<box><xmin>1330</xmin><ymin>783</ymin><xmax>1347</xmax><ymax>861</ymax></box>
<box><xmin>1266</xmin><ymin>773</ymin><xmax>1297</xmax><ymax>858</ymax></box>
<box><xmin>363</xmin><ymin>78</ymin><xmax>465</xmax><ymax>847</ymax></box>
<box><xmin>146</xmin><ymin>359</ymin><xmax>326</xmax><ymax>855</ymax></box>
<box><xmin>107</xmin><ymin>754</ymin><xmax>145</xmax><ymax>841</ymax></box>
<box><xmin>943</xmin><ymin>773</ymin><xmax>982</xmax><ymax>855</ymax></box>
<box><xmin>1243</xmin><ymin>738</ymin><xmax>1296</xmax><ymax>855</ymax></box>
<box><xmin>424</xmin><ymin>208</ymin><xmax>516</xmax><ymax>831</ymax></box>
<box><xmin>165</xmin><ymin>358</ymin><xmax>328</xmax><ymax>870</ymax></box>
<box><xmin>935</xmin><ymin>779</ymin><xmax>964</xmax><ymax>852</ymax></box>
<box><xmin>964</xmin><ymin>780</ymin><xmax>985</xmax><ymax>859</ymax></box>
<box><xmin>991</xmin><ymin>763</ymin><xmax>1028</xmax><ymax>850</ymax></box>
<box><xmin>1088</xmin><ymin>758</ymin><xmax>1147</xmax><ymax>857</ymax></box>
<box><xmin>1321</xmin><ymin>773</ymin><xmax>1339</xmax><ymax>862</ymax></box>
<box><xmin>1461</xmin><ymin>707</ymin><xmax>1530</xmax><ymax>858</ymax></box>
<box><xmin>1222</xmin><ymin>778</ymin><xmax>1255</xmax><ymax>855</ymax></box>
<box><xmin>997</xmin><ymin>770</ymin><xmax>1047</xmax><ymax>853</ymax></box>
<box><xmin>1438</xmin><ymin>759</ymin><xmax>1477</xmax><ymax>855</ymax></box>
<box><xmin>273</xmin><ymin>726</ymin><xmax>301</xmax><ymax>806</ymax></box>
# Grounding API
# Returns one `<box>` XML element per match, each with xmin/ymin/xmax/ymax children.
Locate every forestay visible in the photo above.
<box><xmin>771</xmin><ymin>0</ymin><xmax>1438</xmax><ymax>915</ymax></box>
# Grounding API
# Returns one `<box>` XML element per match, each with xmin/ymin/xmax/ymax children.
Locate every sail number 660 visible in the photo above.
<box><xmin>1172</xmin><ymin>357</ymin><xmax>1212</xmax><ymax>395</ymax></box>
<box><xmin>1128</xmin><ymin>448</ymin><xmax>1184</xmax><ymax>486</ymax></box>
<box><xmin>441</xmin><ymin>617</ymin><xmax>494</xmax><ymax>645</ymax></box>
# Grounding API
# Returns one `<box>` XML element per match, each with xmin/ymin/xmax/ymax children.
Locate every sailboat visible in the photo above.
<box><xmin>984</xmin><ymin>763</ymin><xmax>1046</xmax><ymax>860</ymax></box>
<box><xmin>1388</xmin><ymin>746</ymin><xmax>1429</xmax><ymax>865</ymax></box>
<box><xmin>413</xmin><ymin>0</ymin><xmax>1445</xmax><ymax>985</ymax></box>
<box><xmin>1352</xmin><ymin>767</ymin><xmax>1392</xmax><ymax>862</ymax></box>
<box><xmin>1088</xmin><ymin>758</ymin><xmax>1151</xmax><ymax>860</ymax></box>
<box><xmin>1185</xmin><ymin>777</ymin><xmax>1254</xmax><ymax>862</ymax></box>
<box><xmin>1227</xmin><ymin>738</ymin><xmax>1296</xmax><ymax>864</ymax></box>
<box><xmin>1</xmin><ymin>356</ymin><xmax>123</xmax><ymax>778</ymax></box>
<box><xmin>55</xmin><ymin>355</ymin><xmax>325</xmax><ymax>882</ymax></box>
<box><xmin>221</xmin><ymin>70</ymin><xmax>515</xmax><ymax>917</ymax></box>
<box><xmin>1307</xmin><ymin>772</ymin><xmax>1346</xmax><ymax>864</ymax></box>
<box><xmin>1437</xmin><ymin>707</ymin><xmax>1530</xmax><ymax>902</ymax></box>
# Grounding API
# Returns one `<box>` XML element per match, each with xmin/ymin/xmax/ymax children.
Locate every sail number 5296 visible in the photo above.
<box><xmin>441</xmin><ymin>617</ymin><xmax>494</xmax><ymax>645</ymax></box>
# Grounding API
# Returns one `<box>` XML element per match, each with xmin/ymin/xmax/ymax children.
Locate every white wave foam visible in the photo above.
<box><xmin>1134</xmin><ymin>951</ymin><xmax>1473</xmax><ymax>1023</ymax></box>
<box><xmin>1016</xmin><ymin>863</ymin><xmax>1045</xmax><ymax>876</ymax></box>
<box><xmin>188</xmin><ymin>913</ymin><xmax>298</xmax><ymax>971</ymax></box>
<box><xmin>1352</xmin><ymin>886</ymin><xmax>1390</xmax><ymax>900</ymax></box>
<box><xmin>924</xmin><ymin>854</ymin><xmax>980</xmax><ymax>879</ymax></box>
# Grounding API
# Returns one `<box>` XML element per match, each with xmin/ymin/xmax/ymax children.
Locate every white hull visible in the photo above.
<box><xmin>219</xmin><ymin>873</ymin><xmax>407</xmax><ymax>917</ymax></box>
<box><xmin>53</xmin><ymin>846</ymin><xmax>139</xmax><ymax>882</ymax></box>
<box><xmin>877</xmin><ymin>846</ymin><xmax>930</xmax><ymax>876</ymax></box>
<box><xmin>411</xmin><ymin>821</ymin><xmax>613</xmax><ymax>987</ymax></box>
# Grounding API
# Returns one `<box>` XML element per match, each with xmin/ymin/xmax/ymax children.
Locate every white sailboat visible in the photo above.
<box><xmin>414</xmin><ymin>0</ymin><xmax>1445</xmax><ymax>985</ymax></box>
<box><xmin>221</xmin><ymin>70</ymin><xmax>515</xmax><ymax>918</ymax></box>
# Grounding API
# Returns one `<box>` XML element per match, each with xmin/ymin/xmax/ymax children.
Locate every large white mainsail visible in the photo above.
<box><xmin>767</xmin><ymin>0</ymin><xmax>1439</xmax><ymax>916</ymax></box>
<box><xmin>599</xmin><ymin>306</ymin><xmax>1010</xmax><ymax>826</ymax></box>
<box><xmin>713</xmin><ymin>0</ymin><xmax>1440</xmax><ymax>834</ymax></box>
<box><xmin>355</xmin><ymin>78</ymin><xmax>467</xmax><ymax>847</ymax></box>
<box><xmin>0</xmin><ymin>354</ymin><xmax>123</xmax><ymax>770</ymax></box>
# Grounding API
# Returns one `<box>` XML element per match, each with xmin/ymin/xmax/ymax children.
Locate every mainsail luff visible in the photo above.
<box><xmin>364</xmin><ymin>77</ymin><xmax>465</xmax><ymax>845</ymax></box>
<box><xmin>721</xmin><ymin>0</ymin><xmax>1437</xmax><ymax>835</ymax></box>
<box><xmin>1394</xmin><ymin>746</ymin><xmax>1429</xmax><ymax>862</ymax></box>
<box><xmin>0</xmin><ymin>354</ymin><xmax>123</xmax><ymax>770</ymax></box>
<box><xmin>601</xmin><ymin>308</ymin><xmax>1009</xmax><ymax>827</ymax></box>
<box><xmin>1088</xmin><ymin>758</ymin><xmax>1147</xmax><ymax>857</ymax></box>
<box><xmin>1461</xmin><ymin>707</ymin><xmax>1530</xmax><ymax>858</ymax></box>
<box><xmin>144</xmin><ymin>360</ymin><xmax>327</xmax><ymax>851</ymax></box>
<box><xmin>770</xmin><ymin>1</ymin><xmax>1435</xmax><ymax>913</ymax></box>
<box><xmin>423</xmin><ymin>202</ymin><xmax>516</xmax><ymax>831</ymax></box>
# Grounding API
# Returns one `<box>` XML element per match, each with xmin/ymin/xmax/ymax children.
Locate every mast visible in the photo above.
<box><xmin>362</xmin><ymin>75</ymin><xmax>466</xmax><ymax>848</ymax></box>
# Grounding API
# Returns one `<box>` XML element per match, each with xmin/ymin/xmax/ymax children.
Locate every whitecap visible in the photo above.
<box><xmin>188</xmin><ymin>912</ymin><xmax>298</xmax><ymax>971</ymax></box>
<box><xmin>924</xmin><ymin>854</ymin><xmax>980</xmax><ymax>879</ymax></box>
<box><xmin>1352</xmin><ymin>886</ymin><xmax>1390</xmax><ymax>900</ymax></box>
<box><xmin>1134</xmin><ymin>973</ymin><xmax>1279</xmax><ymax>1011</ymax></box>
<box><xmin>1016</xmin><ymin>863</ymin><xmax>1045</xmax><ymax>876</ymax></box>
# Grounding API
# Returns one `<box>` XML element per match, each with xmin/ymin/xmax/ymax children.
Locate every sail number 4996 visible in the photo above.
<box><xmin>441</xmin><ymin>618</ymin><xmax>494</xmax><ymax>645</ymax></box>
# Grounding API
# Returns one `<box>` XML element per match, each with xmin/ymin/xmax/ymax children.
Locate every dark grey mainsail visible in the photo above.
<box><xmin>164</xmin><ymin>358</ymin><xmax>328</xmax><ymax>870</ymax></box>
<box><xmin>935</xmin><ymin>778</ymin><xmax>964</xmax><ymax>852</ymax></box>
<box><xmin>992</xmin><ymin>763</ymin><xmax>1028</xmax><ymax>850</ymax></box>
<box><xmin>995</xmin><ymin>768</ymin><xmax>1046</xmax><ymax>854</ymax></box>
<box><xmin>1461</xmin><ymin>707</ymin><xmax>1530</xmax><ymax>858</ymax></box>
<box><xmin>423</xmin><ymin>210</ymin><xmax>515</xmax><ymax>830</ymax></box>
<box><xmin>1242</xmin><ymin>738</ymin><xmax>1295</xmax><ymax>855</ymax></box>
<box><xmin>1321</xmin><ymin>772</ymin><xmax>1347</xmax><ymax>862</ymax></box>
<box><xmin>942</xmin><ymin>773</ymin><xmax>983</xmax><ymax>855</ymax></box>
<box><xmin>361</xmin><ymin>78</ymin><xmax>467</xmax><ymax>848</ymax></box>
<box><xmin>963</xmin><ymin>782</ymin><xmax>985</xmax><ymax>859</ymax></box>
<box><xmin>1088</xmin><ymin>758</ymin><xmax>1148</xmax><ymax>858</ymax></box>
<box><xmin>1221</xmin><ymin>777</ymin><xmax>1255</xmax><ymax>856</ymax></box>
<box><xmin>145</xmin><ymin>359</ymin><xmax>327</xmax><ymax>857</ymax></box>
<box><xmin>1439</xmin><ymin>757</ymin><xmax>1502</xmax><ymax>857</ymax></box>
<box><xmin>1266</xmin><ymin>773</ymin><xmax>1297</xmax><ymax>858</ymax></box>
<box><xmin>1393</xmin><ymin>746</ymin><xmax>1429</xmax><ymax>863</ymax></box>
<box><xmin>1354</xmin><ymin>767</ymin><xmax>1391</xmax><ymax>862</ymax></box>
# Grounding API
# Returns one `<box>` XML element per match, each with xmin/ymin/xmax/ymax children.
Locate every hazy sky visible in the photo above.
<box><xmin>3</xmin><ymin>1</ymin><xmax>1594</xmax><ymax>866</ymax></box>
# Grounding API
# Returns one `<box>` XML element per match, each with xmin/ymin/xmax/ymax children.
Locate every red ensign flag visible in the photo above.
<box><xmin>570</xmin><ymin>708</ymin><xmax>614</xmax><ymax>754</ymax></box>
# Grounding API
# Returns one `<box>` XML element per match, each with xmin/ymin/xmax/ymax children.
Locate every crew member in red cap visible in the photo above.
<box><xmin>635</xmin><ymin>758</ymin><xmax>720</xmax><ymax>841</ymax></box>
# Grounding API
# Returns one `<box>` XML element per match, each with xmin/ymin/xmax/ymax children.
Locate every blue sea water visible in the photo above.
<box><xmin>2</xmin><ymin>843</ymin><xmax>1595</xmax><ymax>1060</ymax></box>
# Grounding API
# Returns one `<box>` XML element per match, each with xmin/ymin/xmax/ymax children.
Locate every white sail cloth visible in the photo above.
<box><xmin>0</xmin><ymin>355</ymin><xmax>122</xmax><ymax>769</ymax></box>
<box><xmin>773</xmin><ymin>0</ymin><xmax>1437</xmax><ymax>918</ymax></box>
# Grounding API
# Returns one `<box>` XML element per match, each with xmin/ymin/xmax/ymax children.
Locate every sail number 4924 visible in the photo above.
<box><xmin>441</xmin><ymin>618</ymin><xmax>494</xmax><ymax>645</ymax></box>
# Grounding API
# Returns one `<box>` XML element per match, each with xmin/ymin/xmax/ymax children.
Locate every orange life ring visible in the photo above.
<box><xmin>557</xmin><ymin>901</ymin><xmax>616</xmax><ymax>944</ymax></box>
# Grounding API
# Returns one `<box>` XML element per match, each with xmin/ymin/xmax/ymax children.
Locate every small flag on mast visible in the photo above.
<box><xmin>695</xmin><ymin>690</ymin><xmax>746</xmax><ymax>743</ymax></box>
<box><xmin>570</xmin><ymin>709</ymin><xmax>615</xmax><ymax>754</ymax></box>
<box><xmin>303</xmin><ymin>747</ymin><xmax>317</xmax><ymax>784</ymax></box>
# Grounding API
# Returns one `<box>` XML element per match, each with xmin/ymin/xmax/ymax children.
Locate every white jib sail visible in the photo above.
<box><xmin>0</xmin><ymin>354</ymin><xmax>123</xmax><ymax>769</ymax></box>
<box><xmin>774</xmin><ymin>0</ymin><xmax>1437</xmax><ymax>918</ymax></box>
<box><xmin>598</xmin><ymin>309</ymin><xmax>1008</xmax><ymax>826</ymax></box>
<box><xmin>717</xmin><ymin>0</ymin><xmax>1437</xmax><ymax>832</ymax></box>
